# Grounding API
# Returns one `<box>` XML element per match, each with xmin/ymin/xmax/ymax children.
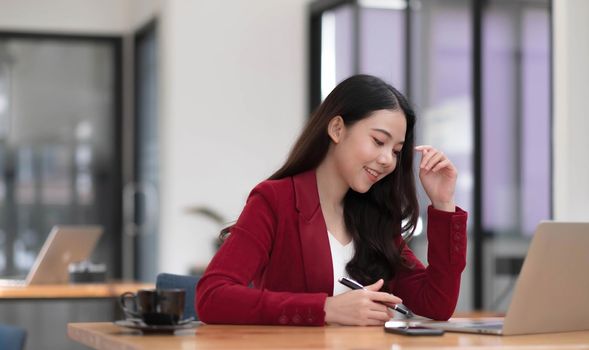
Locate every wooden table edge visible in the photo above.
<box><xmin>68</xmin><ymin>322</ymin><xmax>140</xmax><ymax>350</ymax></box>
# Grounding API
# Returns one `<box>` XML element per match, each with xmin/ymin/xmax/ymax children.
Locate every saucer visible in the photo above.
<box><xmin>114</xmin><ymin>318</ymin><xmax>199</xmax><ymax>334</ymax></box>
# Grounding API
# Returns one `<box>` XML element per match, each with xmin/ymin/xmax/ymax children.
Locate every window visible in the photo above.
<box><xmin>0</xmin><ymin>33</ymin><xmax>122</xmax><ymax>278</ymax></box>
<box><xmin>309</xmin><ymin>0</ymin><xmax>551</xmax><ymax>310</ymax></box>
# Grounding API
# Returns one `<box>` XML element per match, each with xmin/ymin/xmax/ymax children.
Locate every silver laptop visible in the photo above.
<box><xmin>0</xmin><ymin>226</ymin><xmax>103</xmax><ymax>286</ymax></box>
<box><xmin>423</xmin><ymin>221</ymin><xmax>589</xmax><ymax>335</ymax></box>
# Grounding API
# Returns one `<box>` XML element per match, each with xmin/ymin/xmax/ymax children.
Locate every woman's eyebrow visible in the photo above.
<box><xmin>371</xmin><ymin>128</ymin><xmax>392</xmax><ymax>138</ymax></box>
<box><xmin>371</xmin><ymin>128</ymin><xmax>405</xmax><ymax>145</ymax></box>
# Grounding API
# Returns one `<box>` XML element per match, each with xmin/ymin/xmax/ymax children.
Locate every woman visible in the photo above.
<box><xmin>196</xmin><ymin>74</ymin><xmax>467</xmax><ymax>326</ymax></box>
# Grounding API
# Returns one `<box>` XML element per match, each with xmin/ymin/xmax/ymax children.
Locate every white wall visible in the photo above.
<box><xmin>0</xmin><ymin>0</ymin><xmax>131</xmax><ymax>34</ymax></box>
<box><xmin>157</xmin><ymin>0</ymin><xmax>309</xmax><ymax>274</ymax></box>
<box><xmin>553</xmin><ymin>0</ymin><xmax>589</xmax><ymax>221</ymax></box>
<box><xmin>128</xmin><ymin>0</ymin><xmax>162</xmax><ymax>30</ymax></box>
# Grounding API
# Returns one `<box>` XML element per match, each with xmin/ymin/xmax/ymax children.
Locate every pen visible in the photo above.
<box><xmin>338</xmin><ymin>277</ymin><xmax>413</xmax><ymax>317</ymax></box>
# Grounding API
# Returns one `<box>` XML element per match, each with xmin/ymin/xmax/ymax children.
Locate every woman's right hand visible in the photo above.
<box><xmin>323</xmin><ymin>279</ymin><xmax>402</xmax><ymax>326</ymax></box>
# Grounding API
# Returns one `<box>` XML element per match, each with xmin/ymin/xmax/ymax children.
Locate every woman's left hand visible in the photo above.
<box><xmin>415</xmin><ymin>145</ymin><xmax>457</xmax><ymax>212</ymax></box>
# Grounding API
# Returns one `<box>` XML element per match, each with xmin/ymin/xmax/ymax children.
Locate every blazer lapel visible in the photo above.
<box><xmin>292</xmin><ymin>170</ymin><xmax>333</xmax><ymax>295</ymax></box>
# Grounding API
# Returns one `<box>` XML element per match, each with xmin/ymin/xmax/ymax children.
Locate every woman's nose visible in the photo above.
<box><xmin>377</xmin><ymin>151</ymin><xmax>394</xmax><ymax>167</ymax></box>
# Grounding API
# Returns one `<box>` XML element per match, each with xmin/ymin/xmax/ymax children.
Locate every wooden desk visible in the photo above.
<box><xmin>68</xmin><ymin>321</ymin><xmax>589</xmax><ymax>350</ymax></box>
<box><xmin>0</xmin><ymin>281</ymin><xmax>154</xmax><ymax>299</ymax></box>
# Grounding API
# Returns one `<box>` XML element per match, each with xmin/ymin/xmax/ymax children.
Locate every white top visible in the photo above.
<box><xmin>327</xmin><ymin>231</ymin><xmax>355</xmax><ymax>296</ymax></box>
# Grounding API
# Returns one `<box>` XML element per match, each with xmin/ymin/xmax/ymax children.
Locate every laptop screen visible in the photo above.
<box><xmin>26</xmin><ymin>226</ymin><xmax>103</xmax><ymax>285</ymax></box>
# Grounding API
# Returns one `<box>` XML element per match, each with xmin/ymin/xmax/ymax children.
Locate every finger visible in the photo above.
<box><xmin>367</xmin><ymin>310</ymin><xmax>393</xmax><ymax>323</ymax></box>
<box><xmin>414</xmin><ymin>145</ymin><xmax>432</xmax><ymax>152</ymax></box>
<box><xmin>368</xmin><ymin>291</ymin><xmax>403</xmax><ymax>305</ymax></box>
<box><xmin>371</xmin><ymin>303</ymin><xmax>396</xmax><ymax>319</ymax></box>
<box><xmin>420</xmin><ymin>149</ymin><xmax>439</xmax><ymax>169</ymax></box>
<box><xmin>364</xmin><ymin>279</ymin><xmax>384</xmax><ymax>291</ymax></box>
<box><xmin>361</xmin><ymin>317</ymin><xmax>387</xmax><ymax>326</ymax></box>
<box><xmin>368</xmin><ymin>301</ymin><xmax>390</xmax><ymax>314</ymax></box>
<box><xmin>431</xmin><ymin>159</ymin><xmax>454</xmax><ymax>172</ymax></box>
<box><xmin>423</xmin><ymin>151</ymin><xmax>445</xmax><ymax>171</ymax></box>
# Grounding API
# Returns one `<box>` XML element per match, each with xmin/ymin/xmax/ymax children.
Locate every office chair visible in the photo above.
<box><xmin>0</xmin><ymin>324</ymin><xmax>27</xmax><ymax>350</ymax></box>
<box><xmin>155</xmin><ymin>273</ymin><xmax>200</xmax><ymax>320</ymax></box>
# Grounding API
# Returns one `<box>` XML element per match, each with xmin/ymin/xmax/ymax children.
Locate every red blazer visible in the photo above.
<box><xmin>197</xmin><ymin>170</ymin><xmax>467</xmax><ymax>326</ymax></box>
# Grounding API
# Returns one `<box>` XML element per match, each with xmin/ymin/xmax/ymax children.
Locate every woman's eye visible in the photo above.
<box><xmin>373</xmin><ymin>137</ymin><xmax>384</xmax><ymax>146</ymax></box>
<box><xmin>393</xmin><ymin>150</ymin><xmax>401</xmax><ymax>157</ymax></box>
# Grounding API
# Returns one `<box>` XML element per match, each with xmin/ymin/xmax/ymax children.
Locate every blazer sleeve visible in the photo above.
<box><xmin>196</xmin><ymin>182</ymin><xmax>327</xmax><ymax>326</ymax></box>
<box><xmin>390</xmin><ymin>205</ymin><xmax>468</xmax><ymax>321</ymax></box>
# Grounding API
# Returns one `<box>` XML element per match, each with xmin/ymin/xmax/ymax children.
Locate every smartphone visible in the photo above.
<box><xmin>385</xmin><ymin>325</ymin><xmax>445</xmax><ymax>336</ymax></box>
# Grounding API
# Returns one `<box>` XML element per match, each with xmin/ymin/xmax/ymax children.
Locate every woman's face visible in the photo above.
<box><xmin>331</xmin><ymin>109</ymin><xmax>407</xmax><ymax>193</ymax></box>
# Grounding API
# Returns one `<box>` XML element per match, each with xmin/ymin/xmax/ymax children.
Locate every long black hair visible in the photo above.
<box><xmin>270</xmin><ymin>75</ymin><xmax>419</xmax><ymax>290</ymax></box>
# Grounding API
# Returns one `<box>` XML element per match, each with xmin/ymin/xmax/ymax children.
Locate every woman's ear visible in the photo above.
<box><xmin>327</xmin><ymin>116</ymin><xmax>345</xmax><ymax>143</ymax></box>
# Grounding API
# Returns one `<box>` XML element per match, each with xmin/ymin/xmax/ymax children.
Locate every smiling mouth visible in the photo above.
<box><xmin>363</xmin><ymin>166</ymin><xmax>381</xmax><ymax>181</ymax></box>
